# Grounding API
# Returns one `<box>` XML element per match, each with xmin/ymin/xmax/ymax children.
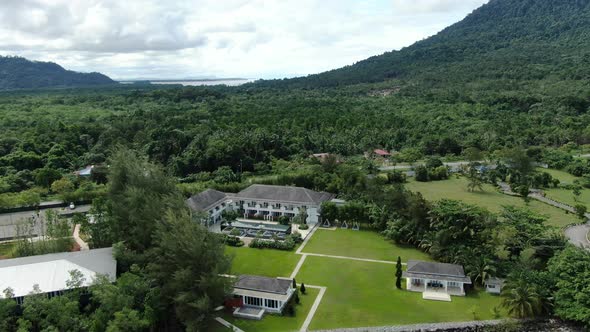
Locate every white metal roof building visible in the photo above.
<box><xmin>0</xmin><ymin>247</ymin><xmax>116</xmax><ymax>300</ymax></box>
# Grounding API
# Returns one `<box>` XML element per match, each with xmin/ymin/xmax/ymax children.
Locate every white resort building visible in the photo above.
<box><xmin>230</xmin><ymin>275</ymin><xmax>295</xmax><ymax>319</ymax></box>
<box><xmin>187</xmin><ymin>184</ymin><xmax>335</xmax><ymax>227</ymax></box>
<box><xmin>0</xmin><ymin>247</ymin><xmax>117</xmax><ymax>304</ymax></box>
<box><xmin>402</xmin><ymin>260</ymin><xmax>472</xmax><ymax>301</ymax></box>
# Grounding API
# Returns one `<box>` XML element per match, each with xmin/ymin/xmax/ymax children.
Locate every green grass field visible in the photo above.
<box><xmin>405</xmin><ymin>177</ymin><xmax>577</xmax><ymax>228</ymax></box>
<box><xmin>296</xmin><ymin>255</ymin><xmax>504</xmax><ymax>330</ymax></box>
<box><xmin>209</xmin><ymin>287</ymin><xmax>319</xmax><ymax>332</ymax></box>
<box><xmin>224</xmin><ymin>222</ymin><xmax>507</xmax><ymax>330</ymax></box>
<box><xmin>225</xmin><ymin>246</ymin><xmax>301</xmax><ymax>277</ymax></box>
<box><xmin>544</xmin><ymin>187</ymin><xmax>590</xmax><ymax>210</ymax></box>
<box><xmin>302</xmin><ymin>229</ymin><xmax>432</xmax><ymax>262</ymax></box>
<box><xmin>536</xmin><ymin>167</ymin><xmax>580</xmax><ymax>184</ymax></box>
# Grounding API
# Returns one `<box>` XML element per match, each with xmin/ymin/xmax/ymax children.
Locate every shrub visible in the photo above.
<box><xmin>574</xmin><ymin>204</ymin><xmax>587</xmax><ymax>219</ymax></box>
<box><xmin>415</xmin><ymin>165</ymin><xmax>429</xmax><ymax>182</ymax></box>
<box><xmin>289</xmin><ymin>232</ymin><xmax>303</xmax><ymax>243</ymax></box>
<box><xmin>221</xmin><ymin>234</ymin><xmax>244</xmax><ymax>247</ymax></box>
<box><xmin>249</xmin><ymin>238</ymin><xmax>295</xmax><ymax>250</ymax></box>
<box><xmin>429</xmin><ymin>166</ymin><xmax>449</xmax><ymax>181</ymax></box>
<box><xmin>386</xmin><ymin>170</ymin><xmax>406</xmax><ymax>184</ymax></box>
<box><xmin>277</xmin><ymin>216</ymin><xmax>290</xmax><ymax>225</ymax></box>
<box><xmin>298</xmin><ymin>224</ymin><xmax>309</xmax><ymax>230</ymax></box>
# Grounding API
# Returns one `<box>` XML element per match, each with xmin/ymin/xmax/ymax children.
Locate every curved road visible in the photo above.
<box><xmin>498</xmin><ymin>182</ymin><xmax>590</xmax><ymax>249</ymax></box>
<box><xmin>564</xmin><ymin>224</ymin><xmax>590</xmax><ymax>249</ymax></box>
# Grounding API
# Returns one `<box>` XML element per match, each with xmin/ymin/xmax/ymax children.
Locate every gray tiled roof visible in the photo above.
<box><xmin>234</xmin><ymin>275</ymin><xmax>292</xmax><ymax>294</ymax></box>
<box><xmin>0</xmin><ymin>247</ymin><xmax>116</xmax><ymax>280</ymax></box>
<box><xmin>403</xmin><ymin>260</ymin><xmax>471</xmax><ymax>283</ymax></box>
<box><xmin>485</xmin><ymin>277</ymin><xmax>505</xmax><ymax>286</ymax></box>
<box><xmin>186</xmin><ymin>189</ymin><xmax>227</xmax><ymax>211</ymax></box>
<box><xmin>234</xmin><ymin>184</ymin><xmax>335</xmax><ymax>205</ymax></box>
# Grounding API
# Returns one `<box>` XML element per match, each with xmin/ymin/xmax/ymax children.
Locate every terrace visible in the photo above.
<box><xmin>222</xmin><ymin>220</ymin><xmax>291</xmax><ymax>239</ymax></box>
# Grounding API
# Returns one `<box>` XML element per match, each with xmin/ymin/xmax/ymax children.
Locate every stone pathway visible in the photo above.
<box><xmin>303</xmin><ymin>252</ymin><xmax>403</xmax><ymax>265</ymax></box>
<box><xmin>300</xmin><ymin>285</ymin><xmax>327</xmax><ymax>332</ymax></box>
<box><xmin>290</xmin><ymin>254</ymin><xmax>308</xmax><ymax>279</ymax></box>
<box><xmin>296</xmin><ymin>223</ymin><xmax>321</xmax><ymax>254</ymax></box>
<box><xmin>312</xmin><ymin>319</ymin><xmax>510</xmax><ymax>332</ymax></box>
<box><xmin>73</xmin><ymin>224</ymin><xmax>89</xmax><ymax>251</ymax></box>
<box><xmin>215</xmin><ymin>316</ymin><xmax>245</xmax><ymax>332</ymax></box>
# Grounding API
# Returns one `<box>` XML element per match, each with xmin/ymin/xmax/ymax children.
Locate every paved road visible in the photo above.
<box><xmin>498</xmin><ymin>182</ymin><xmax>590</xmax><ymax>248</ymax></box>
<box><xmin>565</xmin><ymin>224</ymin><xmax>590</xmax><ymax>249</ymax></box>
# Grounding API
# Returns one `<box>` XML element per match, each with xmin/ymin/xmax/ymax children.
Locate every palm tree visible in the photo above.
<box><xmin>501</xmin><ymin>280</ymin><xmax>542</xmax><ymax>318</ymax></box>
<box><xmin>466</xmin><ymin>256</ymin><xmax>497</xmax><ymax>286</ymax></box>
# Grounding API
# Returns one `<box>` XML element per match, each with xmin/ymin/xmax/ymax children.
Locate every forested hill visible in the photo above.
<box><xmin>254</xmin><ymin>0</ymin><xmax>590</xmax><ymax>89</ymax></box>
<box><xmin>0</xmin><ymin>56</ymin><xmax>116</xmax><ymax>90</ymax></box>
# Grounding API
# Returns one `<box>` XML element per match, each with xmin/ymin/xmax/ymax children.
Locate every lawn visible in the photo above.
<box><xmin>405</xmin><ymin>177</ymin><xmax>577</xmax><ymax>228</ymax></box>
<box><xmin>302</xmin><ymin>229</ymin><xmax>432</xmax><ymax>262</ymax></box>
<box><xmin>544</xmin><ymin>187</ymin><xmax>590</xmax><ymax>210</ymax></box>
<box><xmin>209</xmin><ymin>287</ymin><xmax>319</xmax><ymax>332</ymax></box>
<box><xmin>296</xmin><ymin>255</ymin><xmax>504</xmax><ymax>330</ymax></box>
<box><xmin>225</xmin><ymin>246</ymin><xmax>301</xmax><ymax>277</ymax></box>
<box><xmin>536</xmin><ymin>167</ymin><xmax>580</xmax><ymax>184</ymax></box>
<box><xmin>0</xmin><ymin>241</ymin><xmax>15</xmax><ymax>258</ymax></box>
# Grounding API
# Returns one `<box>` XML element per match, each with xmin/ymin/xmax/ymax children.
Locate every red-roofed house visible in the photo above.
<box><xmin>373</xmin><ymin>149</ymin><xmax>391</xmax><ymax>157</ymax></box>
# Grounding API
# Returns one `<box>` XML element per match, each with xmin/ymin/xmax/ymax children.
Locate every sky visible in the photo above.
<box><xmin>0</xmin><ymin>0</ymin><xmax>489</xmax><ymax>80</ymax></box>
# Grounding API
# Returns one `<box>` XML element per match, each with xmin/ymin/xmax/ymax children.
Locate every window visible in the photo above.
<box><xmin>264</xmin><ymin>299</ymin><xmax>278</xmax><ymax>308</ymax></box>
<box><xmin>245</xmin><ymin>296</ymin><xmax>263</xmax><ymax>307</ymax></box>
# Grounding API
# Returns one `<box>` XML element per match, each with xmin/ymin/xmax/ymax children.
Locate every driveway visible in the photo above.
<box><xmin>564</xmin><ymin>224</ymin><xmax>590</xmax><ymax>249</ymax></box>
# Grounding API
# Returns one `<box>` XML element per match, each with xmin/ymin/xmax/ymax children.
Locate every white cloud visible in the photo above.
<box><xmin>0</xmin><ymin>0</ymin><xmax>489</xmax><ymax>79</ymax></box>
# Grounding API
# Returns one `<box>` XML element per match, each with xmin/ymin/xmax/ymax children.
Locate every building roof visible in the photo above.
<box><xmin>485</xmin><ymin>277</ymin><xmax>505</xmax><ymax>286</ymax></box>
<box><xmin>0</xmin><ymin>247</ymin><xmax>116</xmax><ymax>298</ymax></box>
<box><xmin>234</xmin><ymin>184</ymin><xmax>335</xmax><ymax>205</ymax></box>
<box><xmin>373</xmin><ymin>149</ymin><xmax>390</xmax><ymax>156</ymax></box>
<box><xmin>186</xmin><ymin>189</ymin><xmax>228</xmax><ymax>212</ymax></box>
<box><xmin>234</xmin><ymin>275</ymin><xmax>292</xmax><ymax>295</ymax></box>
<box><xmin>403</xmin><ymin>260</ymin><xmax>471</xmax><ymax>284</ymax></box>
<box><xmin>75</xmin><ymin>165</ymin><xmax>94</xmax><ymax>176</ymax></box>
<box><xmin>311</xmin><ymin>153</ymin><xmax>331</xmax><ymax>158</ymax></box>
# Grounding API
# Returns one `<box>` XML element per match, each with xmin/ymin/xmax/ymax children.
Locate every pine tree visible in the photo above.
<box><xmin>395</xmin><ymin>256</ymin><xmax>403</xmax><ymax>289</ymax></box>
<box><xmin>300</xmin><ymin>283</ymin><xmax>306</xmax><ymax>294</ymax></box>
<box><xmin>292</xmin><ymin>278</ymin><xmax>297</xmax><ymax>289</ymax></box>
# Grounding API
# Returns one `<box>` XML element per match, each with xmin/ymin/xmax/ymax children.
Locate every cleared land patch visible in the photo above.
<box><xmin>405</xmin><ymin>177</ymin><xmax>577</xmax><ymax>228</ymax></box>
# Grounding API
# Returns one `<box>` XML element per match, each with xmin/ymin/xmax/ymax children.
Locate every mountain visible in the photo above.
<box><xmin>0</xmin><ymin>56</ymin><xmax>116</xmax><ymax>90</ymax></box>
<box><xmin>255</xmin><ymin>0</ymin><xmax>590</xmax><ymax>90</ymax></box>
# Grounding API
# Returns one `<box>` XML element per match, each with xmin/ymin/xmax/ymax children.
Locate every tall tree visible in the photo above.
<box><xmin>395</xmin><ymin>256</ymin><xmax>403</xmax><ymax>289</ymax></box>
<box><xmin>147</xmin><ymin>210</ymin><xmax>232</xmax><ymax>331</ymax></box>
<box><xmin>548</xmin><ymin>246</ymin><xmax>590</xmax><ymax>328</ymax></box>
<box><xmin>94</xmin><ymin>147</ymin><xmax>186</xmax><ymax>264</ymax></box>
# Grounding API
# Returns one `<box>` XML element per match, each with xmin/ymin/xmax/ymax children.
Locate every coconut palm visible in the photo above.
<box><xmin>466</xmin><ymin>255</ymin><xmax>497</xmax><ymax>286</ymax></box>
<box><xmin>501</xmin><ymin>280</ymin><xmax>542</xmax><ymax>318</ymax></box>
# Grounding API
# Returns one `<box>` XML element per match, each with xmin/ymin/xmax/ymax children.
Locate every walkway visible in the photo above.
<box><xmin>215</xmin><ymin>317</ymin><xmax>245</xmax><ymax>332</ymax></box>
<box><xmin>73</xmin><ymin>224</ymin><xmax>89</xmax><ymax>251</ymax></box>
<box><xmin>303</xmin><ymin>252</ymin><xmax>398</xmax><ymax>265</ymax></box>
<box><xmin>312</xmin><ymin>319</ymin><xmax>511</xmax><ymax>332</ymax></box>
<box><xmin>300</xmin><ymin>284</ymin><xmax>326</xmax><ymax>332</ymax></box>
